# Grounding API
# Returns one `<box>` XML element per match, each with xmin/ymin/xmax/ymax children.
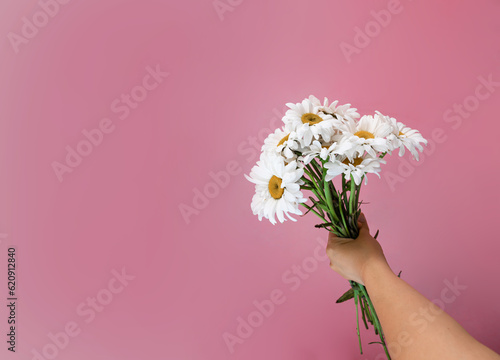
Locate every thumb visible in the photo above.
<box><xmin>357</xmin><ymin>212</ymin><xmax>370</xmax><ymax>233</ymax></box>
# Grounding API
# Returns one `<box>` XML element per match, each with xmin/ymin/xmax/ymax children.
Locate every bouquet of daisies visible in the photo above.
<box><xmin>245</xmin><ymin>95</ymin><xmax>427</xmax><ymax>359</ymax></box>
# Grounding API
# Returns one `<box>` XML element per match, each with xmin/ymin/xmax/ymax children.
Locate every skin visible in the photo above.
<box><xmin>326</xmin><ymin>213</ymin><xmax>500</xmax><ymax>360</ymax></box>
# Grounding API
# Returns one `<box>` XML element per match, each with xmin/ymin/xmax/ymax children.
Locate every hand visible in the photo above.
<box><xmin>326</xmin><ymin>213</ymin><xmax>391</xmax><ymax>284</ymax></box>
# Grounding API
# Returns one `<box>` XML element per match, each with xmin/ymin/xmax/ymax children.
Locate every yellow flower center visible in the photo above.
<box><xmin>343</xmin><ymin>157</ymin><xmax>363</xmax><ymax>167</ymax></box>
<box><xmin>277</xmin><ymin>134</ymin><xmax>289</xmax><ymax>146</ymax></box>
<box><xmin>301</xmin><ymin>113</ymin><xmax>323</xmax><ymax>125</ymax></box>
<box><xmin>398</xmin><ymin>131</ymin><xmax>404</xmax><ymax>136</ymax></box>
<box><xmin>354</xmin><ymin>130</ymin><xmax>375</xmax><ymax>139</ymax></box>
<box><xmin>268</xmin><ymin>176</ymin><xmax>284</xmax><ymax>199</ymax></box>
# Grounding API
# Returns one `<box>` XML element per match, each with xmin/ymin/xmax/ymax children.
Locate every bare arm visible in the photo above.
<box><xmin>326</xmin><ymin>213</ymin><xmax>500</xmax><ymax>360</ymax></box>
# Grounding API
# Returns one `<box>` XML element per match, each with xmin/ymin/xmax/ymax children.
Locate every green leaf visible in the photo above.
<box><xmin>336</xmin><ymin>288</ymin><xmax>354</xmax><ymax>303</ymax></box>
<box><xmin>302</xmin><ymin>203</ymin><xmax>315</xmax><ymax>216</ymax></box>
<box><xmin>314</xmin><ymin>222</ymin><xmax>333</xmax><ymax>229</ymax></box>
<box><xmin>317</xmin><ymin>202</ymin><xmax>330</xmax><ymax>212</ymax></box>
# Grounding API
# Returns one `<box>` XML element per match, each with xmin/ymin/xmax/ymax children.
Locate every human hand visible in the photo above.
<box><xmin>326</xmin><ymin>213</ymin><xmax>391</xmax><ymax>284</ymax></box>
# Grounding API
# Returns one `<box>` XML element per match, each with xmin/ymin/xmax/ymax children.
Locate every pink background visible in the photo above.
<box><xmin>0</xmin><ymin>0</ymin><xmax>499</xmax><ymax>359</ymax></box>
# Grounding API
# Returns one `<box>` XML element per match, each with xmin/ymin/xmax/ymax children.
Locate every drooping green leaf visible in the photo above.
<box><xmin>336</xmin><ymin>288</ymin><xmax>354</xmax><ymax>303</ymax></box>
<box><xmin>314</xmin><ymin>222</ymin><xmax>333</xmax><ymax>229</ymax></box>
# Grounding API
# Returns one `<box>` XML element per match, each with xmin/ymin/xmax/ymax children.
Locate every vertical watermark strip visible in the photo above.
<box><xmin>6</xmin><ymin>246</ymin><xmax>17</xmax><ymax>352</ymax></box>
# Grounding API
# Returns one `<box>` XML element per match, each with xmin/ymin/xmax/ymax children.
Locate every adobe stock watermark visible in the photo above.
<box><xmin>213</xmin><ymin>0</ymin><xmax>244</xmax><ymax>21</ymax></box>
<box><xmin>373</xmin><ymin>277</ymin><xmax>467</xmax><ymax>359</ymax></box>
<box><xmin>51</xmin><ymin>64</ymin><xmax>169</xmax><ymax>182</ymax></box>
<box><xmin>223</xmin><ymin>236</ymin><xmax>329</xmax><ymax>354</ymax></box>
<box><xmin>7</xmin><ymin>0</ymin><xmax>72</xmax><ymax>54</ymax></box>
<box><xmin>383</xmin><ymin>73</ymin><xmax>500</xmax><ymax>192</ymax></box>
<box><xmin>178</xmin><ymin>106</ymin><xmax>287</xmax><ymax>224</ymax></box>
<box><xmin>340</xmin><ymin>0</ymin><xmax>413</xmax><ymax>63</ymax></box>
<box><xmin>30</xmin><ymin>268</ymin><xmax>135</xmax><ymax>360</ymax></box>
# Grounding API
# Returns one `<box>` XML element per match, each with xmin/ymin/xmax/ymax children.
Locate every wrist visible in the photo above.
<box><xmin>361</xmin><ymin>256</ymin><xmax>394</xmax><ymax>286</ymax></box>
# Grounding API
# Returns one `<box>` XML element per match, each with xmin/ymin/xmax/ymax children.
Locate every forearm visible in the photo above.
<box><xmin>363</xmin><ymin>260</ymin><xmax>500</xmax><ymax>360</ymax></box>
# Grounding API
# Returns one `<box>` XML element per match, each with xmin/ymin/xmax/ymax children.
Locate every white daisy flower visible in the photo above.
<box><xmin>244</xmin><ymin>153</ymin><xmax>306</xmax><ymax>224</ymax></box>
<box><xmin>261</xmin><ymin>128</ymin><xmax>301</xmax><ymax>161</ymax></box>
<box><xmin>340</xmin><ymin>113</ymin><xmax>393</xmax><ymax>158</ymax></box>
<box><xmin>301</xmin><ymin>135</ymin><xmax>353</xmax><ymax>165</ymax></box>
<box><xmin>324</xmin><ymin>154</ymin><xmax>386</xmax><ymax>185</ymax></box>
<box><xmin>308</xmin><ymin>95</ymin><xmax>360</xmax><ymax>122</ymax></box>
<box><xmin>282</xmin><ymin>98</ymin><xmax>340</xmax><ymax>146</ymax></box>
<box><xmin>380</xmin><ymin>112</ymin><xmax>428</xmax><ymax>161</ymax></box>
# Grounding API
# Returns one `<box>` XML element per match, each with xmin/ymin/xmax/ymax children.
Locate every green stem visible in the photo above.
<box><xmin>303</xmin><ymin>169</ymin><xmax>327</xmax><ymax>204</ymax></box>
<box><xmin>322</xmin><ymin>179</ymin><xmax>334</xmax><ymax>213</ymax></box>
<box><xmin>304</xmin><ymin>164</ymin><xmax>321</xmax><ymax>184</ymax></box>
<box><xmin>359</xmin><ymin>292</ymin><xmax>369</xmax><ymax>330</ymax></box>
<box><xmin>349</xmin><ymin>175</ymin><xmax>356</xmax><ymax>214</ymax></box>
<box><xmin>300</xmin><ymin>203</ymin><xmax>328</xmax><ymax>224</ymax></box>
<box><xmin>353</xmin><ymin>288</ymin><xmax>363</xmax><ymax>354</ymax></box>
<box><xmin>337</xmin><ymin>192</ymin><xmax>352</xmax><ymax>238</ymax></box>
<box><xmin>303</xmin><ymin>168</ymin><xmax>319</xmax><ymax>185</ymax></box>
<box><xmin>300</xmin><ymin>159</ymin><xmax>390</xmax><ymax>359</ymax></box>
<box><xmin>357</xmin><ymin>283</ymin><xmax>391</xmax><ymax>360</ymax></box>
<box><xmin>355</xmin><ymin>178</ymin><xmax>362</xmax><ymax>213</ymax></box>
<box><xmin>309</xmin><ymin>159</ymin><xmax>325</xmax><ymax>180</ymax></box>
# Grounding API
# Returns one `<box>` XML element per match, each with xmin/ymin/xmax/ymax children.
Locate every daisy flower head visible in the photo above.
<box><xmin>340</xmin><ymin>113</ymin><xmax>393</xmax><ymax>158</ymax></box>
<box><xmin>282</xmin><ymin>97</ymin><xmax>341</xmax><ymax>147</ymax></box>
<box><xmin>308</xmin><ymin>95</ymin><xmax>360</xmax><ymax>122</ymax></box>
<box><xmin>324</xmin><ymin>154</ymin><xmax>386</xmax><ymax>185</ymax></box>
<box><xmin>244</xmin><ymin>152</ymin><xmax>306</xmax><ymax>224</ymax></box>
<box><xmin>261</xmin><ymin>127</ymin><xmax>301</xmax><ymax>162</ymax></box>
<box><xmin>379</xmin><ymin>111</ymin><xmax>428</xmax><ymax>161</ymax></box>
<box><xmin>301</xmin><ymin>135</ymin><xmax>353</xmax><ymax>165</ymax></box>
